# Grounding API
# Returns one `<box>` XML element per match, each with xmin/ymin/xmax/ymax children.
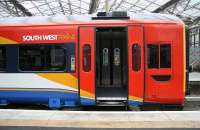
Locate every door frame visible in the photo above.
<box><xmin>78</xmin><ymin>26</ymin><xmax>130</xmax><ymax>104</ymax></box>
<box><xmin>78</xmin><ymin>26</ymin><xmax>95</xmax><ymax>105</ymax></box>
<box><xmin>94</xmin><ymin>26</ymin><xmax>129</xmax><ymax>101</ymax></box>
<box><xmin>127</xmin><ymin>25</ymin><xmax>145</xmax><ymax>105</ymax></box>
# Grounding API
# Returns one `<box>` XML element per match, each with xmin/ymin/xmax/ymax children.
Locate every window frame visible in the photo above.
<box><xmin>18</xmin><ymin>43</ymin><xmax>67</xmax><ymax>73</ymax></box>
<box><xmin>147</xmin><ymin>43</ymin><xmax>172</xmax><ymax>69</ymax></box>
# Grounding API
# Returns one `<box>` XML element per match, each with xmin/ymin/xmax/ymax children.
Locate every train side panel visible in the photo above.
<box><xmin>0</xmin><ymin>21</ymin><xmax>185</xmax><ymax>108</ymax></box>
<box><xmin>0</xmin><ymin>25</ymin><xmax>79</xmax><ymax>108</ymax></box>
<box><xmin>144</xmin><ymin>23</ymin><xmax>185</xmax><ymax>105</ymax></box>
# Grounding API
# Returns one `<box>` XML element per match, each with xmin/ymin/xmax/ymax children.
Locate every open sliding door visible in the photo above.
<box><xmin>128</xmin><ymin>25</ymin><xmax>144</xmax><ymax>105</ymax></box>
<box><xmin>79</xmin><ymin>27</ymin><xmax>95</xmax><ymax>105</ymax></box>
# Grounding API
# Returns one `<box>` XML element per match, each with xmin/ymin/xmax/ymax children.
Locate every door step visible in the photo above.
<box><xmin>96</xmin><ymin>97</ymin><xmax>127</xmax><ymax>101</ymax></box>
<box><xmin>96</xmin><ymin>97</ymin><xmax>127</xmax><ymax>106</ymax></box>
<box><xmin>185</xmin><ymin>96</ymin><xmax>200</xmax><ymax>101</ymax></box>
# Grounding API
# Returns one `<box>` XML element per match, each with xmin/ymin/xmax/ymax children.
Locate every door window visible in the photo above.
<box><xmin>132</xmin><ymin>44</ymin><xmax>141</xmax><ymax>71</ymax></box>
<box><xmin>83</xmin><ymin>44</ymin><xmax>91</xmax><ymax>72</ymax></box>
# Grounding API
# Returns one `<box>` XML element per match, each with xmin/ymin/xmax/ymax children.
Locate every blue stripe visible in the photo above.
<box><xmin>80</xmin><ymin>97</ymin><xmax>95</xmax><ymax>105</ymax></box>
<box><xmin>0</xmin><ymin>90</ymin><xmax>79</xmax><ymax>108</ymax></box>
<box><xmin>128</xmin><ymin>100</ymin><xmax>143</xmax><ymax>106</ymax></box>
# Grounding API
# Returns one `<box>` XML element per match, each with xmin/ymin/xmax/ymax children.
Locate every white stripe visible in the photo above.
<box><xmin>0</xmin><ymin>74</ymin><xmax>77</xmax><ymax>91</ymax></box>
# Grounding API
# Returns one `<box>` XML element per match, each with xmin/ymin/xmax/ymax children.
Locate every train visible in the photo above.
<box><xmin>0</xmin><ymin>12</ymin><xmax>186</xmax><ymax>109</ymax></box>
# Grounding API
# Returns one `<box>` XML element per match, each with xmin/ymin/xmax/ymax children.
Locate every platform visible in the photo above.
<box><xmin>0</xmin><ymin>109</ymin><xmax>200</xmax><ymax>128</ymax></box>
<box><xmin>189</xmin><ymin>72</ymin><xmax>200</xmax><ymax>82</ymax></box>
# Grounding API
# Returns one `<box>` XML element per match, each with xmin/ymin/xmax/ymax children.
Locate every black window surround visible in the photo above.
<box><xmin>19</xmin><ymin>44</ymin><xmax>67</xmax><ymax>72</ymax></box>
<box><xmin>147</xmin><ymin>44</ymin><xmax>171</xmax><ymax>69</ymax></box>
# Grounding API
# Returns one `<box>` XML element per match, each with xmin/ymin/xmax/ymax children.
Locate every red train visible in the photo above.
<box><xmin>0</xmin><ymin>12</ymin><xmax>186</xmax><ymax>109</ymax></box>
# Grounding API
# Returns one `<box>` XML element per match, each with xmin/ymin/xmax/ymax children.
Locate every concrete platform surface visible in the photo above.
<box><xmin>189</xmin><ymin>72</ymin><xmax>200</xmax><ymax>82</ymax></box>
<box><xmin>0</xmin><ymin>109</ymin><xmax>200</xmax><ymax>128</ymax></box>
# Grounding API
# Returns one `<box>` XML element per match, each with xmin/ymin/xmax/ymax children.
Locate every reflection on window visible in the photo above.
<box><xmin>132</xmin><ymin>44</ymin><xmax>141</xmax><ymax>71</ymax></box>
<box><xmin>114</xmin><ymin>48</ymin><xmax>120</xmax><ymax>66</ymax></box>
<box><xmin>83</xmin><ymin>44</ymin><xmax>91</xmax><ymax>72</ymax></box>
<box><xmin>160</xmin><ymin>44</ymin><xmax>171</xmax><ymax>68</ymax></box>
<box><xmin>0</xmin><ymin>47</ymin><xmax>6</xmax><ymax>71</ymax></box>
<box><xmin>19</xmin><ymin>44</ymin><xmax>66</xmax><ymax>71</ymax></box>
<box><xmin>148</xmin><ymin>44</ymin><xmax>159</xmax><ymax>68</ymax></box>
<box><xmin>102</xmin><ymin>48</ymin><xmax>109</xmax><ymax>66</ymax></box>
<box><xmin>50</xmin><ymin>47</ymin><xmax>65</xmax><ymax>69</ymax></box>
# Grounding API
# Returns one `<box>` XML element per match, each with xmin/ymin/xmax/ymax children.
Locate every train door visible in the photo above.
<box><xmin>79</xmin><ymin>27</ymin><xmax>95</xmax><ymax>105</ymax></box>
<box><xmin>95</xmin><ymin>27</ymin><xmax>128</xmax><ymax>101</ymax></box>
<box><xmin>128</xmin><ymin>26</ymin><xmax>144</xmax><ymax>105</ymax></box>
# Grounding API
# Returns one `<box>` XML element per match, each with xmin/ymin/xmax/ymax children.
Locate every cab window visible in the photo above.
<box><xmin>147</xmin><ymin>44</ymin><xmax>159</xmax><ymax>68</ymax></box>
<box><xmin>160</xmin><ymin>44</ymin><xmax>171</xmax><ymax>68</ymax></box>
<box><xmin>148</xmin><ymin>44</ymin><xmax>171</xmax><ymax>69</ymax></box>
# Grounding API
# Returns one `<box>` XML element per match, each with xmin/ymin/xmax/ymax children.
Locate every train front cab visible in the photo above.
<box><xmin>78</xmin><ymin>23</ymin><xmax>185</xmax><ymax>107</ymax></box>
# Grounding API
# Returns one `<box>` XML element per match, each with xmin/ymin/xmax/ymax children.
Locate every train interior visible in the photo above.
<box><xmin>95</xmin><ymin>27</ymin><xmax>128</xmax><ymax>103</ymax></box>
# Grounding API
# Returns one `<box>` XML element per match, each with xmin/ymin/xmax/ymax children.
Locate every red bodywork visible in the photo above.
<box><xmin>0</xmin><ymin>18</ymin><xmax>185</xmax><ymax>105</ymax></box>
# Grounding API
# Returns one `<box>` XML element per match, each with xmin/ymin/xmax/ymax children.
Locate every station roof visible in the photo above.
<box><xmin>0</xmin><ymin>0</ymin><xmax>199</xmax><ymax>25</ymax></box>
<box><xmin>0</xmin><ymin>12</ymin><xmax>184</xmax><ymax>27</ymax></box>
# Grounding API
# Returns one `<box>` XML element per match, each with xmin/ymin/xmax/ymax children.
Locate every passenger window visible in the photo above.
<box><xmin>19</xmin><ymin>44</ymin><xmax>66</xmax><ymax>71</ymax></box>
<box><xmin>83</xmin><ymin>44</ymin><xmax>91</xmax><ymax>72</ymax></box>
<box><xmin>50</xmin><ymin>46</ymin><xmax>65</xmax><ymax>70</ymax></box>
<box><xmin>132</xmin><ymin>44</ymin><xmax>141</xmax><ymax>71</ymax></box>
<box><xmin>147</xmin><ymin>44</ymin><xmax>159</xmax><ymax>68</ymax></box>
<box><xmin>160</xmin><ymin>44</ymin><xmax>171</xmax><ymax>68</ymax></box>
<box><xmin>0</xmin><ymin>47</ymin><xmax>6</xmax><ymax>71</ymax></box>
<box><xmin>19</xmin><ymin>46</ymin><xmax>43</xmax><ymax>71</ymax></box>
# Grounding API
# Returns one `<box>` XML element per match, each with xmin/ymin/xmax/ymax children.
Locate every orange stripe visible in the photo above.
<box><xmin>0</xmin><ymin>36</ymin><xmax>17</xmax><ymax>44</ymax></box>
<box><xmin>80</xmin><ymin>89</ymin><xmax>95</xmax><ymax>99</ymax></box>
<box><xmin>38</xmin><ymin>73</ymin><xmax>78</xmax><ymax>90</ymax></box>
<box><xmin>129</xmin><ymin>96</ymin><xmax>143</xmax><ymax>102</ymax></box>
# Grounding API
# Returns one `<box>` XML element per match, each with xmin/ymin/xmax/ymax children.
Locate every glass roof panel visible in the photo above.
<box><xmin>0</xmin><ymin>0</ymin><xmax>199</xmax><ymax>24</ymax></box>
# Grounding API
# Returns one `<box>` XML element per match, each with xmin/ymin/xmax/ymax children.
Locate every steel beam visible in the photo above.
<box><xmin>115</xmin><ymin>0</ymin><xmax>125</xmax><ymax>10</ymax></box>
<box><xmin>109</xmin><ymin>0</ymin><xmax>117</xmax><ymax>11</ymax></box>
<box><xmin>0</xmin><ymin>1</ymin><xmax>16</xmax><ymax>16</ymax></box>
<box><xmin>153</xmin><ymin>0</ymin><xmax>180</xmax><ymax>13</ymax></box>
<box><xmin>58</xmin><ymin>0</ymin><xmax>65</xmax><ymax>15</ymax></box>
<box><xmin>45</xmin><ymin>0</ymin><xmax>55</xmax><ymax>15</ymax></box>
<box><xmin>88</xmin><ymin>0</ymin><xmax>99</xmax><ymax>14</ymax></box>
<box><xmin>9</xmin><ymin>0</ymin><xmax>32</xmax><ymax>16</ymax></box>
<box><xmin>67</xmin><ymin>0</ymin><xmax>72</xmax><ymax>15</ymax></box>
<box><xmin>193</xmin><ymin>16</ymin><xmax>200</xmax><ymax>24</ymax></box>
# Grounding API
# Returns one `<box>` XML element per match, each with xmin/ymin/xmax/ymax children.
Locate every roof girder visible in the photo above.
<box><xmin>89</xmin><ymin>0</ymin><xmax>100</xmax><ymax>14</ymax></box>
<box><xmin>153</xmin><ymin>0</ymin><xmax>181</xmax><ymax>13</ymax></box>
<box><xmin>9</xmin><ymin>0</ymin><xmax>32</xmax><ymax>16</ymax></box>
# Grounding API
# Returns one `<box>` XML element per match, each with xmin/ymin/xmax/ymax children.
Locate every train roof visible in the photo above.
<box><xmin>0</xmin><ymin>12</ymin><xmax>184</xmax><ymax>27</ymax></box>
